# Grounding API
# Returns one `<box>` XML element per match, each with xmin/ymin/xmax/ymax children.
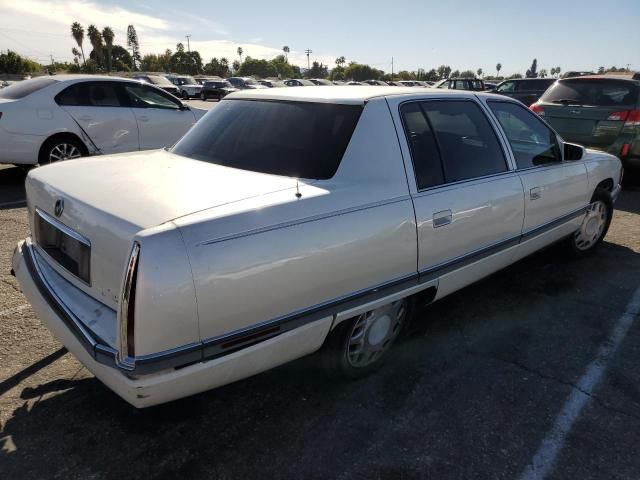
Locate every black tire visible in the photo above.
<box><xmin>200</xmin><ymin>92</ymin><xmax>207</xmax><ymax>101</ymax></box>
<box><xmin>181</xmin><ymin>90</ymin><xmax>189</xmax><ymax>100</ymax></box>
<box><xmin>38</xmin><ymin>135</ymin><xmax>87</xmax><ymax>165</ymax></box>
<box><xmin>321</xmin><ymin>298</ymin><xmax>412</xmax><ymax>379</ymax></box>
<box><xmin>568</xmin><ymin>188</ymin><xmax>613</xmax><ymax>256</ymax></box>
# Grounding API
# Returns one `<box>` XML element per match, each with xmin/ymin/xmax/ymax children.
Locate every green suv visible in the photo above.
<box><xmin>530</xmin><ymin>76</ymin><xmax>640</xmax><ymax>169</ymax></box>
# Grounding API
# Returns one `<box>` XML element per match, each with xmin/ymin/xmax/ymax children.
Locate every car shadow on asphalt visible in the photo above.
<box><xmin>0</xmin><ymin>166</ymin><xmax>27</xmax><ymax>209</ymax></box>
<box><xmin>2</xmin><ymin>239</ymin><xmax>640</xmax><ymax>479</ymax></box>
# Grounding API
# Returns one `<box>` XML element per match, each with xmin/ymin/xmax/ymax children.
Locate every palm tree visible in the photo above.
<box><xmin>477</xmin><ymin>68</ymin><xmax>483</xmax><ymax>78</ymax></box>
<box><xmin>87</xmin><ymin>25</ymin><xmax>103</xmax><ymax>68</ymax></box>
<box><xmin>335</xmin><ymin>56</ymin><xmax>346</xmax><ymax>67</ymax></box>
<box><xmin>496</xmin><ymin>62</ymin><xmax>502</xmax><ymax>77</ymax></box>
<box><xmin>71</xmin><ymin>22</ymin><xmax>86</xmax><ymax>65</ymax></box>
<box><xmin>237</xmin><ymin>46</ymin><xmax>243</xmax><ymax>64</ymax></box>
<box><xmin>282</xmin><ymin>46</ymin><xmax>290</xmax><ymax>62</ymax></box>
<box><xmin>102</xmin><ymin>27</ymin><xmax>114</xmax><ymax>72</ymax></box>
<box><xmin>550</xmin><ymin>67</ymin><xmax>557</xmax><ymax>77</ymax></box>
<box><xmin>555</xmin><ymin>66</ymin><xmax>561</xmax><ymax>78</ymax></box>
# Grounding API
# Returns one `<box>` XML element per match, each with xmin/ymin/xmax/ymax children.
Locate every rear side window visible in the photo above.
<box><xmin>488</xmin><ymin>101</ymin><xmax>561</xmax><ymax>169</ymax></box>
<box><xmin>0</xmin><ymin>77</ymin><xmax>57</xmax><ymax>99</ymax></box>
<box><xmin>172</xmin><ymin>100</ymin><xmax>362</xmax><ymax>179</ymax></box>
<box><xmin>56</xmin><ymin>82</ymin><xmax>124</xmax><ymax>107</ymax></box>
<box><xmin>400</xmin><ymin>103</ymin><xmax>445</xmax><ymax>189</ymax></box>
<box><xmin>540</xmin><ymin>79</ymin><xmax>639</xmax><ymax>107</ymax></box>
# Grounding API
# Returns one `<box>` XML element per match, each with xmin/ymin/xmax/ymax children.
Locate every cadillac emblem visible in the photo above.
<box><xmin>54</xmin><ymin>199</ymin><xmax>64</xmax><ymax>217</ymax></box>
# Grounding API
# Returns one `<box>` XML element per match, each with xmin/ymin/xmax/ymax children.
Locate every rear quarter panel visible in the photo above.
<box><xmin>175</xmin><ymin>97</ymin><xmax>418</xmax><ymax>341</ymax></box>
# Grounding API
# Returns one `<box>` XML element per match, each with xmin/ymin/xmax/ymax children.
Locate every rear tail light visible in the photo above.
<box><xmin>624</xmin><ymin>110</ymin><xmax>640</xmax><ymax>127</ymax></box>
<box><xmin>118</xmin><ymin>242</ymin><xmax>140</xmax><ymax>365</ymax></box>
<box><xmin>620</xmin><ymin>143</ymin><xmax>631</xmax><ymax>157</ymax></box>
<box><xmin>530</xmin><ymin>103</ymin><xmax>545</xmax><ymax>116</ymax></box>
<box><xmin>607</xmin><ymin>111</ymin><xmax>629</xmax><ymax>121</ymax></box>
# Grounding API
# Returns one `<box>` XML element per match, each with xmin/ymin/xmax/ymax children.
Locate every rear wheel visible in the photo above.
<box><xmin>181</xmin><ymin>90</ymin><xmax>189</xmax><ymax>100</ymax></box>
<box><xmin>569</xmin><ymin>188</ymin><xmax>613</xmax><ymax>255</ymax></box>
<box><xmin>200</xmin><ymin>92</ymin><xmax>207</xmax><ymax>101</ymax></box>
<box><xmin>39</xmin><ymin>136</ymin><xmax>86</xmax><ymax>165</ymax></box>
<box><xmin>322</xmin><ymin>298</ymin><xmax>409</xmax><ymax>378</ymax></box>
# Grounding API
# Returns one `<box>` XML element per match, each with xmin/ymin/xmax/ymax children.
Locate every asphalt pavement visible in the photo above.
<box><xmin>1</xmin><ymin>162</ymin><xmax>639</xmax><ymax>479</ymax></box>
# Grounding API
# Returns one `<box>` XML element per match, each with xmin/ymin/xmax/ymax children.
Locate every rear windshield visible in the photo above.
<box><xmin>172</xmin><ymin>99</ymin><xmax>362</xmax><ymax>179</ymax></box>
<box><xmin>0</xmin><ymin>77</ymin><xmax>57</xmax><ymax>99</ymax></box>
<box><xmin>540</xmin><ymin>79</ymin><xmax>639</xmax><ymax>107</ymax></box>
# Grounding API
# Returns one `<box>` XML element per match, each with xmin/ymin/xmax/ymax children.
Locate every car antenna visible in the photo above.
<box><xmin>295</xmin><ymin>180</ymin><xmax>302</xmax><ymax>199</ymax></box>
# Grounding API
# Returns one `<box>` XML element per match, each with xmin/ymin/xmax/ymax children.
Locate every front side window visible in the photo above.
<box><xmin>488</xmin><ymin>101</ymin><xmax>561</xmax><ymax>168</ymax></box>
<box><xmin>124</xmin><ymin>84</ymin><xmax>181</xmax><ymax>109</ymax></box>
<box><xmin>172</xmin><ymin>100</ymin><xmax>362</xmax><ymax>179</ymax></box>
<box><xmin>56</xmin><ymin>82</ymin><xmax>123</xmax><ymax>107</ymax></box>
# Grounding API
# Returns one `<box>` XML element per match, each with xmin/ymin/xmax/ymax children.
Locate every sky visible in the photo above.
<box><xmin>0</xmin><ymin>0</ymin><xmax>638</xmax><ymax>75</ymax></box>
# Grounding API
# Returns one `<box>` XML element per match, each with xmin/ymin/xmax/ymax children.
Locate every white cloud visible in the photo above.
<box><xmin>0</xmin><ymin>0</ymin><xmax>336</xmax><ymax>72</ymax></box>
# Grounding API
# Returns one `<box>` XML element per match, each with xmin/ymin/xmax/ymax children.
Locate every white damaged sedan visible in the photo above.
<box><xmin>12</xmin><ymin>86</ymin><xmax>622</xmax><ymax>407</ymax></box>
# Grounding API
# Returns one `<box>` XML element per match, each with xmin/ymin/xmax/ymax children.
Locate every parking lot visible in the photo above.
<box><xmin>0</xmin><ymin>152</ymin><xmax>638</xmax><ymax>478</ymax></box>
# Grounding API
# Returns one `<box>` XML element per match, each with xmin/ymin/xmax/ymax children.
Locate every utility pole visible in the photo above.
<box><xmin>305</xmin><ymin>48</ymin><xmax>312</xmax><ymax>70</ymax></box>
<box><xmin>185</xmin><ymin>35</ymin><xmax>191</xmax><ymax>53</ymax></box>
<box><xmin>627</xmin><ymin>63</ymin><xmax>631</xmax><ymax>72</ymax></box>
<box><xmin>391</xmin><ymin>57</ymin><xmax>394</xmax><ymax>81</ymax></box>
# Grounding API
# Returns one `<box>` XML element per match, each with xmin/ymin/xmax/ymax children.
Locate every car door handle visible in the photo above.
<box><xmin>530</xmin><ymin>187</ymin><xmax>542</xmax><ymax>200</ymax></box>
<box><xmin>433</xmin><ymin>209</ymin><xmax>452</xmax><ymax>228</ymax></box>
<box><xmin>138</xmin><ymin>115</ymin><xmax>150</xmax><ymax>122</ymax></box>
<box><xmin>77</xmin><ymin>115</ymin><xmax>92</xmax><ymax>121</ymax></box>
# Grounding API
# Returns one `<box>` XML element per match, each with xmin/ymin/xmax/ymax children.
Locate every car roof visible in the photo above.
<box><xmin>42</xmin><ymin>74</ymin><xmax>138</xmax><ymax>83</ymax></box>
<box><xmin>228</xmin><ymin>86</ymin><xmax>501</xmax><ymax>104</ymax></box>
<box><xmin>559</xmin><ymin>75</ymin><xmax>640</xmax><ymax>84</ymax></box>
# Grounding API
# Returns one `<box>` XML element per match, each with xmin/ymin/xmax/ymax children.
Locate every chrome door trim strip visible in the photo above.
<box><xmin>198</xmin><ymin>195</ymin><xmax>412</xmax><ymax>246</ymax></box>
<box><xmin>19</xmin><ymin>205</ymin><xmax>588</xmax><ymax>375</ymax></box>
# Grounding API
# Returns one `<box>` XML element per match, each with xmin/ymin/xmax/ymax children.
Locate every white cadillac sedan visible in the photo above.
<box><xmin>0</xmin><ymin>75</ymin><xmax>205</xmax><ymax>166</ymax></box>
<box><xmin>12</xmin><ymin>87</ymin><xmax>622</xmax><ymax>407</ymax></box>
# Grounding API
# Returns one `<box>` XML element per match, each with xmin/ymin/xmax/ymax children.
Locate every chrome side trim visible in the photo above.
<box><xmin>19</xmin><ymin>204</ymin><xmax>589</xmax><ymax>375</ymax></box>
<box><xmin>35</xmin><ymin>208</ymin><xmax>91</xmax><ymax>247</ymax></box>
<box><xmin>199</xmin><ymin>195</ymin><xmax>412</xmax><ymax>246</ymax></box>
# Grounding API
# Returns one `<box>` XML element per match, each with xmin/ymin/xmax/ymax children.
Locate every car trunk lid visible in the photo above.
<box><xmin>25</xmin><ymin>149</ymin><xmax>302</xmax><ymax>309</ymax></box>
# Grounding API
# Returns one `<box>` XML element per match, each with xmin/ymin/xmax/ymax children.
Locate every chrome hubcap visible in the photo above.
<box><xmin>574</xmin><ymin>200</ymin><xmax>607</xmax><ymax>251</ymax></box>
<box><xmin>49</xmin><ymin>143</ymin><xmax>81</xmax><ymax>163</ymax></box>
<box><xmin>346</xmin><ymin>300</ymin><xmax>406</xmax><ymax>368</ymax></box>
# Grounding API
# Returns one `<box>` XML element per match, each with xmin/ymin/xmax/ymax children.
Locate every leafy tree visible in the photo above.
<box><xmin>237</xmin><ymin>46</ymin><xmax>243</xmax><ymax>63</ymax></box>
<box><xmin>451</xmin><ymin>70</ymin><xmax>460</xmax><ymax>78</ymax></box>
<box><xmin>598</xmin><ymin>66</ymin><xmax>605</xmax><ymax>74</ymax></box>
<box><xmin>307</xmin><ymin>61</ymin><xmax>329</xmax><ymax>79</ymax></box>
<box><xmin>459</xmin><ymin>70</ymin><xmax>475</xmax><ymax>78</ymax></box>
<box><xmin>437</xmin><ymin>65</ymin><xmax>451</xmax><ymax>79</ymax></box>
<box><xmin>81</xmin><ymin>58</ymin><xmax>99</xmax><ymax>73</ymax></box>
<box><xmin>71</xmin><ymin>22</ymin><xmax>86</xmax><ymax>65</ymax></box>
<box><xmin>237</xmin><ymin>57</ymin><xmax>276</xmax><ymax>78</ymax></box>
<box><xmin>330</xmin><ymin>65</ymin><xmax>345</xmax><ymax>81</ymax></box>
<box><xmin>204</xmin><ymin>57</ymin><xmax>230</xmax><ymax>77</ymax></box>
<box><xmin>72</xmin><ymin>47</ymin><xmax>82</xmax><ymax>67</ymax></box>
<box><xmin>496</xmin><ymin>63</ymin><xmax>501</xmax><ymax>77</ymax></box>
<box><xmin>539</xmin><ymin>68</ymin><xmax>548</xmax><ymax>78</ymax></box>
<box><xmin>344</xmin><ymin>63</ymin><xmax>383</xmax><ymax>81</ymax></box>
<box><xmin>425</xmin><ymin>69</ymin><xmax>438</xmax><ymax>81</ymax></box>
<box><xmin>170</xmin><ymin>43</ymin><xmax>202</xmax><ymax>75</ymax></box>
<box><xmin>335</xmin><ymin>56</ymin><xmax>346</xmax><ymax>67</ymax></box>
<box><xmin>270</xmin><ymin>55</ymin><xmax>296</xmax><ymax>78</ymax></box>
<box><xmin>507</xmin><ymin>73</ymin><xmax>523</xmax><ymax>79</ymax></box>
<box><xmin>396</xmin><ymin>70</ymin><xmax>415</xmax><ymax>80</ymax></box>
<box><xmin>141</xmin><ymin>49</ymin><xmax>172</xmax><ymax>72</ymax></box>
<box><xmin>550</xmin><ymin>67</ymin><xmax>556</xmax><ymax>77</ymax></box>
<box><xmin>0</xmin><ymin>50</ymin><xmax>41</xmax><ymax>74</ymax></box>
<box><xmin>102</xmin><ymin>27</ymin><xmax>114</xmax><ymax>72</ymax></box>
<box><xmin>526</xmin><ymin>58</ymin><xmax>538</xmax><ymax>78</ymax></box>
<box><xmin>555</xmin><ymin>66</ymin><xmax>561</xmax><ymax>77</ymax></box>
<box><xmin>127</xmin><ymin>25</ymin><xmax>141</xmax><ymax>70</ymax></box>
<box><xmin>282</xmin><ymin>46</ymin><xmax>290</xmax><ymax>61</ymax></box>
<box><xmin>477</xmin><ymin>68</ymin><xmax>483</xmax><ymax>78</ymax></box>
<box><xmin>110</xmin><ymin>45</ymin><xmax>132</xmax><ymax>71</ymax></box>
<box><xmin>232</xmin><ymin>60</ymin><xmax>240</xmax><ymax>72</ymax></box>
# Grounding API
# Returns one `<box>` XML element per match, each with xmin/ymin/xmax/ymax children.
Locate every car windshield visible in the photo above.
<box><xmin>172</xmin><ymin>99</ymin><xmax>362</xmax><ymax>179</ymax></box>
<box><xmin>146</xmin><ymin>76</ymin><xmax>174</xmax><ymax>87</ymax></box>
<box><xmin>0</xmin><ymin>77</ymin><xmax>57</xmax><ymax>99</ymax></box>
<box><xmin>540</xmin><ymin>79</ymin><xmax>639</xmax><ymax>107</ymax></box>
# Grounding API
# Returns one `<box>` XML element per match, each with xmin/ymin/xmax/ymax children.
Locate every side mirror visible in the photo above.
<box><xmin>563</xmin><ymin>142</ymin><xmax>584</xmax><ymax>161</ymax></box>
<box><xmin>179</xmin><ymin>103</ymin><xmax>190</xmax><ymax>111</ymax></box>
